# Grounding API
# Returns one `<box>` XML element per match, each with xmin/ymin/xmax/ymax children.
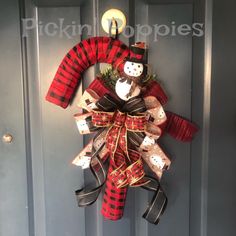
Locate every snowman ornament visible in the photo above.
<box><xmin>115</xmin><ymin>42</ymin><xmax>158</xmax><ymax>150</ymax></box>
<box><xmin>115</xmin><ymin>42</ymin><xmax>147</xmax><ymax>101</ymax></box>
<box><xmin>74</xmin><ymin>154</ymin><xmax>91</xmax><ymax>169</ymax></box>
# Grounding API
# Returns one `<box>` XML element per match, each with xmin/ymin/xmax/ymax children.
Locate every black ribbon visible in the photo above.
<box><xmin>142</xmin><ymin>176</ymin><xmax>168</xmax><ymax>224</ymax></box>
<box><xmin>75</xmin><ymin>129</ymin><xmax>108</xmax><ymax>206</ymax></box>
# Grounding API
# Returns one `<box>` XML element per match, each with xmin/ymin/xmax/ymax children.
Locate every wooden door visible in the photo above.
<box><xmin>0</xmin><ymin>0</ymin><xmax>29</xmax><ymax>235</ymax></box>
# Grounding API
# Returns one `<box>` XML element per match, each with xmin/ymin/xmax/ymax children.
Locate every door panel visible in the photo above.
<box><xmin>36</xmin><ymin>6</ymin><xmax>85</xmax><ymax>236</ymax></box>
<box><xmin>23</xmin><ymin>1</ymin><xmax>86</xmax><ymax>235</ymax></box>
<box><xmin>3</xmin><ymin>0</ymin><xmax>236</xmax><ymax>236</ymax></box>
<box><xmin>0</xmin><ymin>0</ymin><xmax>29</xmax><ymax>236</ymax></box>
<box><xmin>148</xmin><ymin>4</ymin><xmax>192</xmax><ymax>236</ymax></box>
<box><xmin>208</xmin><ymin>1</ymin><xmax>236</xmax><ymax>236</ymax></box>
<box><xmin>134</xmin><ymin>3</ymin><xmax>193</xmax><ymax>236</ymax></box>
<box><xmin>2</xmin><ymin>0</ymin><xmax>195</xmax><ymax>235</ymax></box>
<box><xmin>80</xmin><ymin>1</ymin><xmax>137</xmax><ymax>236</ymax></box>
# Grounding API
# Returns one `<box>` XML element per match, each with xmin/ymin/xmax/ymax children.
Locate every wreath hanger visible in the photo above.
<box><xmin>109</xmin><ymin>17</ymin><xmax>119</xmax><ymax>39</ymax></box>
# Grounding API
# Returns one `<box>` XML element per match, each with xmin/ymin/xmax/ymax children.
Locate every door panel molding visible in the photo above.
<box><xmin>201</xmin><ymin>1</ymin><xmax>212</xmax><ymax>236</ymax></box>
<box><xmin>19</xmin><ymin>0</ymin><xmax>36</xmax><ymax>235</ymax></box>
<box><xmin>21</xmin><ymin>1</ymin><xmax>47</xmax><ymax>235</ymax></box>
<box><xmin>33</xmin><ymin>0</ymin><xmax>85</xmax><ymax>7</ymax></box>
<box><xmin>190</xmin><ymin>0</ymin><xmax>212</xmax><ymax>236</ymax></box>
<box><xmin>0</xmin><ymin>0</ymin><xmax>30</xmax><ymax>235</ymax></box>
<box><xmin>135</xmin><ymin>2</ymin><xmax>193</xmax><ymax>235</ymax></box>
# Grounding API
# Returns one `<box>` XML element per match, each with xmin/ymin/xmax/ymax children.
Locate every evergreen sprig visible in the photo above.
<box><xmin>97</xmin><ymin>66</ymin><xmax>120</xmax><ymax>90</ymax></box>
<box><xmin>97</xmin><ymin>66</ymin><xmax>160</xmax><ymax>90</ymax></box>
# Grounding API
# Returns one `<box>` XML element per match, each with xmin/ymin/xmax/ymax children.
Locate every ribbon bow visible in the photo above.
<box><xmin>92</xmin><ymin>110</ymin><xmax>147</xmax><ymax>188</ymax></box>
<box><xmin>74</xmin><ymin>93</ymin><xmax>170</xmax><ymax>224</ymax></box>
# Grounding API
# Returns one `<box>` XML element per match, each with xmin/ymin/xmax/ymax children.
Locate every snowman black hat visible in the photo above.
<box><xmin>128</xmin><ymin>42</ymin><xmax>148</xmax><ymax>64</ymax></box>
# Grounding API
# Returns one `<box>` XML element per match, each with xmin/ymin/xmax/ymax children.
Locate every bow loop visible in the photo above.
<box><xmin>125</xmin><ymin>115</ymin><xmax>147</xmax><ymax>131</ymax></box>
<box><xmin>92</xmin><ymin>111</ymin><xmax>114</xmax><ymax>127</ymax></box>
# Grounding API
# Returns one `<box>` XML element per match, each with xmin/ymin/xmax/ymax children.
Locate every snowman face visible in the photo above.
<box><xmin>76</xmin><ymin>155</ymin><xmax>91</xmax><ymax>169</ymax></box>
<box><xmin>87</xmin><ymin>102</ymin><xmax>97</xmax><ymax>110</ymax></box>
<box><xmin>115</xmin><ymin>78</ymin><xmax>141</xmax><ymax>101</ymax></box>
<box><xmin>150</xmin><ymin>155</ymin><xmax>165</xmax><ymax>169</ymax></box>
<box><xmin>124</xmin><ymin>61</ymin><xmax>144</xmax><ymax>77</ymax></box>
<box><xmin>142</xmin><ymin>136</ymin><xmax>155</xmax><ymax>147</ymax></box>
<box><xmin>76</xmin><ymin>120</ymin><xmax>90</xmax><ymax>134</ymax></box>
<box><xmin>157</xmin><ymin>107</ymin><xmax>165</xmax><ymax>119</ymax></box>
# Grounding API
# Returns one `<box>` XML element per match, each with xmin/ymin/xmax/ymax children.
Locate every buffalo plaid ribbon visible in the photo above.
<box><xmin>45</xmin><ymin>37</ymin><xmax>131</xmax><ymax>108</ymax></box>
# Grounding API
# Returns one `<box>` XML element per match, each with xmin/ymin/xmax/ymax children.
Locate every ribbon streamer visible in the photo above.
<box><xmin>75</xmin><ymin>129</ymin><xmax>108</xmax><ymax>206</ymax></box>
<box><xmin>141</xmin><ymin>176</ymin><xmax>168</xmax><ymax>224</ymax></box>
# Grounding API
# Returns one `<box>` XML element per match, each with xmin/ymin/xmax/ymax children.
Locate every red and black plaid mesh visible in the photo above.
<box><xmin>101</xmin><ymin>148</ymin><xmax>128</xmax><ymax>220</ymax></box>
<box><xmin>143</xmin><ymin>80</ymin><xmax>168</xmax><ymax>106</ymax></box>
<box><xmin>101</xmin><ymin>147</ymin><xmax>147</xmax><ymax>220</ymax></box>
<box><xmin>46</xmin><ymin>37</ymin><xmax>130</xmax><ymax>108</ymax></box>
<box><xmin>87</xmin><ymin>77</ymin><xmax>110</xmax><ymax>97</ymax></box>
<box><xmin>165</xmin><ymin>111</ymin><xmax>199</xmax><ymax>142</ymax></box>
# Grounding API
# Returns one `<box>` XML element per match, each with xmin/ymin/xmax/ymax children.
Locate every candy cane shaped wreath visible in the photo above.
<box><xmin>46</xmin><ymin>36</ymin><xmax>198</xmax><ymax>225</ymax></box>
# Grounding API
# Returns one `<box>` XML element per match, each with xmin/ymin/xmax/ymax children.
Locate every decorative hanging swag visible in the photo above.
<box><xmin>45</xmin><ymin>36</ymin><xmax>198</xmax><ymax>225</ymax></box>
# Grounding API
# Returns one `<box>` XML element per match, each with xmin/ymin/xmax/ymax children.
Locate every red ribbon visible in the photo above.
<box><xmin>92</xmin><ymin>110</ymin><xmax>148</xmax><ymax>188</ymax></box>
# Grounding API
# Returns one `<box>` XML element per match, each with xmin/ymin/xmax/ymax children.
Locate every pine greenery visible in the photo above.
<box><xmin>97</xmin><ymin>65</ymin><xmax>160</xmax><ymax>90</ymax></box>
